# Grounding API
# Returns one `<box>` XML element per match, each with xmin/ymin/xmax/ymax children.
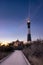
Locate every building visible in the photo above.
<box><xmin>12</xmin><ymin>40</ymin><xmax>23</xmax><ymax>47</ymax></box>
<box><xmin>27</xmin><ymin>19</ymin><xmax>31</xmax><ymax>42</ymax></box>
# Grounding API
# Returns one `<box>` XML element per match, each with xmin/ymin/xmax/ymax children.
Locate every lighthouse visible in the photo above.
<box><xmin>27</xmin><ymin>19</ymin><xmax>31</xmax><ymax>42</ymax></box>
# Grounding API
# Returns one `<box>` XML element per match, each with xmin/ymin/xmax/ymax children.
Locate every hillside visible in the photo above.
<box><xmin>23</xmin><ymin>41</ymin><xmax>43</xmax><ymax>65</ymax></box>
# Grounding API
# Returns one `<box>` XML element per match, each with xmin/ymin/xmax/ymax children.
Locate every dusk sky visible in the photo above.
<box><xmin>0</xmin><ymin>0</ymin><xmax>43</xmax><ymax>42</ymax></box>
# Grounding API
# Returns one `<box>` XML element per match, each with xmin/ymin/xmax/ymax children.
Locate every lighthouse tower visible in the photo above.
<box><xmin>27</xmin><ymin>19</ymin><xmax>31</xmax><ymax>42</ymax></box>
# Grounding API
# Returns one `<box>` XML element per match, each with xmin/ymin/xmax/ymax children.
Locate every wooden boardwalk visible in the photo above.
<box><xmin>0</xmin><ymin>50</ymin><xmax>30</xmax><ymax>65</ymax></box>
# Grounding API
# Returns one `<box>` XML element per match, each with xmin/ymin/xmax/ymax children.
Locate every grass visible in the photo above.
<box><xmin>0</xmin><ymin>51</ymin><xmax>12</xmax><ymax>60</ymax></box>
<box><xmin>23</xmin><ymin>42</ymin><xmax>43</xmax><ymax>65</ymax></box>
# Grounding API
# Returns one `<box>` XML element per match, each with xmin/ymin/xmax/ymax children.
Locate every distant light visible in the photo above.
<box><xmin>1</xmin><ymin>41</ymin><xmax>9</xmax><ymax>46</ymax></box>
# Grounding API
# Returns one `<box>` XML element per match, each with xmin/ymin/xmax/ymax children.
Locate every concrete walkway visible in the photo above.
<box><xmin>0</xmin><ymin>50</ymin><xmax>30</xmax><ymax>65</ymax></box>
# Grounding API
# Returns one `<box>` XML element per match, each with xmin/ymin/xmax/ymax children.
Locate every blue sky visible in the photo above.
<box><xmin>0</xmin><ymin>0</ymin><xmax>43</xmax><ymax>42</ymax></box>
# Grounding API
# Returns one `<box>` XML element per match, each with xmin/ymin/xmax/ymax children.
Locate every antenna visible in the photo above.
<box><xmin>25</xmin><ymin>0</ymin><xmax>31</xmax><ymax>23</ymax></box>
<box><xmin>28</xmin><ymin>0</ymin><xmax>31</xmax><ymax>18</ymax></box>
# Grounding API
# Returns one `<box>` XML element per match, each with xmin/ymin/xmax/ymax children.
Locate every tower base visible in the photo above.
<box><xmin>27</xmin><ymin>34</ymin><xmax>31</xmax><ymax>41</ymax></box>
